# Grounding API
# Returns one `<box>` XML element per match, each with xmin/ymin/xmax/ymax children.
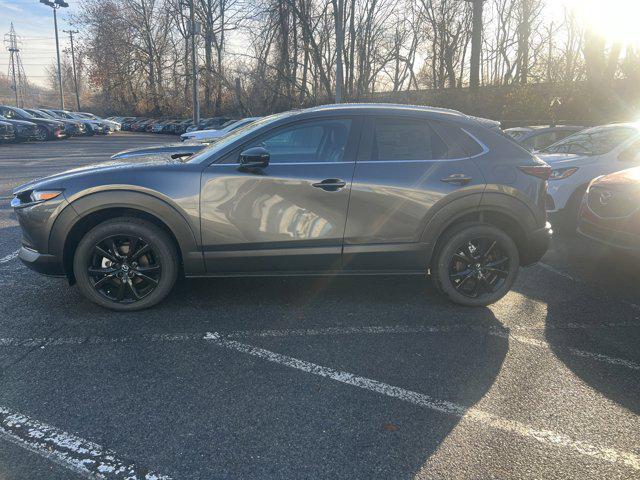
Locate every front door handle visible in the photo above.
<box><xmin>441</xmin><ymin>174</ymin><xmax>472</xmax><ymax>185</ymax></box>
<box><xmin>312</xmin><ymin>179</ymin><xmax>347</xmax><ymax>191</ymax></box>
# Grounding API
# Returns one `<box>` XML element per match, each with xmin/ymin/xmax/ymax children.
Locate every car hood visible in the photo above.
<box><xmin>111</xmin><ymin>142</ymin><xmax>205</xmax><ymax>159</ymax></box>
<box><xmin>592</xmin><ymin>166</ymin><xmax>640</xmax><ymax>192</ymax></box>
<box><xmin>13</xmin><ymin>156</ymin><xmax>183</xmax><ymax>195</ymax></box>
<box><xmin>536</xmin><ymin>152</ymin><xmax>598</xmax><ymax>168</ymax></box>
<box><xmin>1</xmin><ymin>118</ymin><xmax>37</xmax><ymax>127</ymax></box>
<box><xmin>26</xmin><ymin>118</ymin><xmax>62</xmax><ymax>127</ymax></box>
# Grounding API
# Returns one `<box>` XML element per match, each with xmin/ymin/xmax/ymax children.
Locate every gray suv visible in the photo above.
<box><xmin>11</xmin><ymin>104</ymin><xmax>552</xmax><ymax>310</ymax></box>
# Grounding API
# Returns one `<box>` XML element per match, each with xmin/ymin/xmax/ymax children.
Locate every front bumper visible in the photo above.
<box><xmin>18</xmin><ymin>246</ymin><xmax>65</xmax><ymax>276</ymax></box>
<box><xmin>523</xmin><ymin>221</ymin><xmax>553</xmax><ymax>266</ymax></box>
<box><xmin>577</xmin><ymin>218</ymin><xmax>640</xmax><ymax>257</ymax></box>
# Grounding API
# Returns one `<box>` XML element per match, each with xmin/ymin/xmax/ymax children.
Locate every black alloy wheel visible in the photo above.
<box><xmin>88</xmin><ymin>235</ymin><xmax>161</xmax><ymax>303</ymax></box>
<box><xmin>448</xmin><ymin>238</ymin><xmax>509</xmax><ymax>298</ymax></box>
<box><xmin>73</xmin><ymin>217</ymin><xmax>178</xmax><ymax>311</ymax></box>
<box><xmin>35</xmin><ymin>126</ymin><xmax>48</xmax><ymax>142</ymax></box>
<box><xmin>433</xmin><ymin>223</ymin><xmax>520</xmax><ymax>307</ymax></box>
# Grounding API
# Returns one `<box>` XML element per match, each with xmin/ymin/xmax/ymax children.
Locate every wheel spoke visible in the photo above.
<box><xmin>94</xmin><ymin>273</ymin><xmax>116</xmax><ymax>289</ymax></box>
<box><xmin>128</xmin><ymin>280</ymin><xmax>143</xmax><ymax>299</ymax></box>
<box><xmin>135</xmin><ymin>265</ymin><xmax>160</xmax><ymax>273</ymax></box>
<box><xmin>450</xmin><ymin>268</ymin><xmax>473</xmax><ymax>279</ymax></box>
<box><xmin>482</xmin><ymin>241</ymin><xmax>497</xmax><ymax>261</ymax></box>
<box><xmin>485</xmin><ymin>267</ymin><xmax>508</xmax><ymax>278</ymax></box>
<box><xmin>127</xmin><ymin>237</ymin><xmax>140</xmax><ymax>259</ymax></box>
<box><xmin>108</xmin><ymin>238</ymin><xmax>121</xmax><ymax>259</ymax></box>
<box><xmin>453</xmin><ymin>252</ymin><xmax>473</xmax><ymax>266</ymax></box>
<box><xmin>130</xmin><ymin>243</ymin><xmax>151</xmax><ymax>260</ymax></box>
<box><xmin>485</xmin><ymin>257</ymin><xmax>509</xmax><ymax>268</ymax></box>
<box><xmin>134</xmin><ymin>271</ymin><xmax>159</xmax><ymax>286</ymax></box>
<box><xmin>455</xmin><ymin>273</ymin><xmax>474</xmax><ymax>291</ymax></box>
<box><xmin>88</xmin><ymin>266</ymin><xmax>118</xmax><ymax>276</ymax></box>
<box><xmin>116</xmin><ymin>281</ymin><xmax>126</xmax><ymax>301</ymax></box>
<box><xmin>94</xmin><ymin>246</ymin><xmax>118</xmax><ymax>264</ymax></box>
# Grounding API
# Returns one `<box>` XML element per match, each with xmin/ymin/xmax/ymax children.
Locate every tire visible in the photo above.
<box><xmin>432</xmin><ymin>222</ymin><xmax>520</xmax><ymax>307</ymax></box>
<box><xmin>35</xmin><ymin>126</ymin><xmax>48</xmax><ymax>142</ymax></box>
<box><xmin>73</xmin><ymin>217</ymin><xmax>178</xmax><ymax>311</ymax></box>
<box><xmin>556</xmin><ymin>186</ymin><xmax>587</xmax><ymax>236</ymax></box>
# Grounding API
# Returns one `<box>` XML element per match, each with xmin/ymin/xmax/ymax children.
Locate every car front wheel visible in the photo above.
<box><xmin>35</xmin><ymin>126</ymin><xmax>48</xmax><ymax>142</ymax></box>
<box><xmin>73</xmin><ymin>217</ymin><xmax>178</xmax><ymax>311</ymax></box>
<box><xmin>432</xmin><ymin>223</ymin><xmax>520</xmax><ymax>307</ymax></box>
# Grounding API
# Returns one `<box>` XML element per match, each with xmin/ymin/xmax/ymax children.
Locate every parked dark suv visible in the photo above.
<box><xmin>11</xmin><ymin>104</ymin><xmax>552</xmax><ymax>310</ymax></box>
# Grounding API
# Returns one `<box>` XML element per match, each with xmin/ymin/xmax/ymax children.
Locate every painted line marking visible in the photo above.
<box><xmin>0</xmin><ymin>250</ymin><xmax>18</xmax><ymax>264</ymax></box>
<box><xmin>0</xmin><ymin>324</ymin><xmax>637</xmax><ymax>370</ymax></box>
<box><xmin>204</xmin><ymin>332</ymin><xmax>640</xmax><ymax>471</ymax></box>
<box><xmin>537</xmin><ymin>262</ymin><xmax>640</xmax><ymax>312</ymax></box>
<box><xmin>0</xmin><ymin>405</ymin><xmax>171</xmax><ymax>479</ymax></box>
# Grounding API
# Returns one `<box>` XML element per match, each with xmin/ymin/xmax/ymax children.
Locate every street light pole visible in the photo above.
<box><xmin>333</xmin><ymin>0</ymin><xmax>344</xmax><ymax>103</ymax></box>
<box><xmin>40</xmin><ymin>0</ymin><xmax>68</xmax><ymax>109</ymax></box>
<box><xmin>188</xmin><ymin>0</ymin><xmax>200</xmax><ymax>126</ymax></box>
<box><xmin>63</xmin><ymin>29</ymin><xmax>80</xmax><ymax>110</ymax></box>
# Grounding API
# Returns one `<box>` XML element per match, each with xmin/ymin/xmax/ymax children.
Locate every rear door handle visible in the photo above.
<box><xmin>312</xmin><ymin>179</ymin><xmax>347</xmax><ymax>191</ymax></box>
<box><xmin>441</xmin><ymin>174</ymin><xmax>472</xmax><ymax>185</ymax></box>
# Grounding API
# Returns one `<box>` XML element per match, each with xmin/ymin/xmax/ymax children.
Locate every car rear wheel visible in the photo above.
<box><xmin>35</xmin><ymin>126</ymin><xmax>48</xmax><ymax>142</ymax></box>
<box><xmin>432</xmin><ymin>223</ymin><xmax>520</xmax><ymax>307</ymax></box>
<box><xmin>73</xmin><ymin>217</ymin><xmax>178</xmax><ymax>311</ymax></box>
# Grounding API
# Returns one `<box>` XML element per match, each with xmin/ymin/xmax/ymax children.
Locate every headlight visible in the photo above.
<box><xmin>30</xmin><ymin>190</ymin><xmax>63</xmax><ymax>202</ymax></box>
<box><xmin>549</xmin><ymin>167</ymin><xmax>579</xmax><ymax>181</ymax></box>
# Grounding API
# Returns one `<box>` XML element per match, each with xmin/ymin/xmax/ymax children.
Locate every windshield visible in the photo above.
<box><xmin>12</xmin><ymin>107</ymin><xmax>36</xmax><ymax>119</ymax></box>
<box><xmin>541</xmin><ymin>126</ymin><xmax>637</xmax><ymax>155</ymax></box>
<box><xmin>186</xmin><ymin>112</ymin><xmax>294</xmax><ymax>163</ymax></box>
<box><xmin>26</xmin><ymin>110</ymin><xmax>47</xmax><ymax>119</ymax></box>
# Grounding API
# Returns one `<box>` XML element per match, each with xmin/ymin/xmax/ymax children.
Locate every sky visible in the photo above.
<box><xmin>0</xmin><ymin>0</ymin><xmax>78</xmax><ymax>88</ymax></box>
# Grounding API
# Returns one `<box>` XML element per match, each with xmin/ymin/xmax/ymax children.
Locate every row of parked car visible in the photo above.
<box><xmin>0</xmin><ymin>106</ymin><xmax>119</xmax><ymax>143</ymax></box>
<box><xmin>111</xmin><ymin>116</ymin><xmax>234</xmax><ymax>136</ymax></box>
<box><xmin>504</xmin><ymin>123</ymin><xmax>640</xmax><ymax>254</ymax></box>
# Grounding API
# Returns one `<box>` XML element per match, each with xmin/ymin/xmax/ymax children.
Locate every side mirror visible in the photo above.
<box><xmin>240</xmin><ymin>146</ymin><xmax>270</xmax><ymax>168</ymax></box>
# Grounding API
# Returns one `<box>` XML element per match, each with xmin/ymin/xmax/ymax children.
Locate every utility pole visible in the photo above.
<box><xmin>4</xmin><ymin>24</ymin><xmax>27</xmax><ymax>106</ymax></box>
<box><xmin>332</xmin><ymin>0</ymin><xmax>344</xmax><ymax>103</ymax></box>
<box><xmin>188</xmin><ymin>0</ymin><xmax>200</xmax><ymax>126</ymax></box>
<box><xmin>465</xmin><ymin>0</ymin><xmax>485</xmax><ymax>90</ymax></box>
<box><xmin>39</xmin><ymin>0</ymin><xmax>68</xmax><ymax>109</ymax></box>
<box><xmin>63</xmin><ymin>29</ymin><xmax>81</xmax><ymax>110</ymax></box>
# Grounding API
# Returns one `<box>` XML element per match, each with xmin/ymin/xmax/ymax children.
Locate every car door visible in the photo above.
<box><xmin>343</xmin><ymin>115</ymin><xmax>486</xmax><ymax>271</ymax></box>
<box><xmin>200</xmin><ymin>116</ymin><xmax>362</xmax><ymax>273</ymax></box>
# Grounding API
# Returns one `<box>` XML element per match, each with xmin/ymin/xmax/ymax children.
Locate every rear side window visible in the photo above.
<box><xmin>365</xmin><ymin>117</ymin><xmax>483</xmax><ymax>161</ymax></box>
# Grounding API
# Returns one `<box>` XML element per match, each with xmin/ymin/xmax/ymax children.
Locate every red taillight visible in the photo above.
<box><xmin>519</xmin><ymin>165</ymin><xmax>552</xmax><ymax>180</ymax></box>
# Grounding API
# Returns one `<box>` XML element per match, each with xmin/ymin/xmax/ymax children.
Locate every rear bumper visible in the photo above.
<box><xmin>523</xmin><ymin>221</ymin><xmax>553</xmax><ymax>265</ymax></box>
<box><xmin>18</xmin><ymin>246</ymin><xmax>65</xmax><ymax>277</ymax></box>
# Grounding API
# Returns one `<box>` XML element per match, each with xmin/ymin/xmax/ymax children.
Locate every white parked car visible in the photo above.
<box><xmin>76</xmin><ymin>112</ymin><xmax>121</xmax><ymax>132</ymax></box>
<box><xmin>180</xmin><ymin>117</ymin><xmax>259</xmax><ymax>141</ymax></box>
<box><xmin>538</xmin><ymin>123</ymin><xmax>640</xmax><ymax>228</ymax></box>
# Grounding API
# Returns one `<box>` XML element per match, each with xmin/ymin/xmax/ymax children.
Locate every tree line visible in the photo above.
<box><xmin>60</xmin><ymin>0</ymin><xmax>640</xmax><ymax>119</ymax></box>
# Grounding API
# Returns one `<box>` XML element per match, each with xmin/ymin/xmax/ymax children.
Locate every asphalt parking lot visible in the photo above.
<box><xmin>0</xmin><ymin>133</ymin><xmax>639</xmax><ymax>479</ymax></box>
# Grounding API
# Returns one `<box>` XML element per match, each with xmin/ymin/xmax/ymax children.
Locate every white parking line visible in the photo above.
<box><xmin>0</xmin><ymin>405</ymin><xmax>171</xmax><ymax>479</ymax></box>
<box><xmin>204</xmin><ymin>332</ymin><xmax>640</xmax><ymax>471</ymax></box>
<box><xmin>0</xmin><ymin>250</ymin><xmax>18</xmax><ymax>264</ymax></box>
<box><xmin>0</xmin><ymin>324</ymin><xmax>637</xmax><ymax>370</ymax></box>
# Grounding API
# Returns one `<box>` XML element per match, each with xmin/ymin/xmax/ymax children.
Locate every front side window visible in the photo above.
<box><xmin>542</xmin><ymin>127</ymin><xmax>637</xmax><ymax>156</ymax></box>
<box><xmin>1</xmin><ymin>108</ymin><xmax>15</xmax><ymax>119</ymax></box>
<box><xmin>248</xmin><ymin>119</ymin><xmax>352</xmax><ymax>164</ymax></box>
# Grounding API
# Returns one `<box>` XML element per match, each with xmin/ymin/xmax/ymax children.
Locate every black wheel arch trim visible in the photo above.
<box><xmin>420</xmin><ymin>190</ymin><xmax>542</xmax><ymax>267</ymax></box>
<box><xmin>49</xmin><ymin>190</ymin><xmax>205</xmax><ymax>276</ymax></box>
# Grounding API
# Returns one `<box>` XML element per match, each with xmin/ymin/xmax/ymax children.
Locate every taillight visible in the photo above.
<box><xmin>518</xmin><ymin>165</ymin><xmax>552</xmax><ymax>179</ymax></box>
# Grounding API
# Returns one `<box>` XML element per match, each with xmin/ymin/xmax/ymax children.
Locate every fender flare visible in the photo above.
<box><xmin>49</xmin><ymin>190</ymin><xmax>204</xmax><ymax>275</ymax></box>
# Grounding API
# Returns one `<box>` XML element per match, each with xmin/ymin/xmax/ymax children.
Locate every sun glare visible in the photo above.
<box><xmin>561</xmin><ymin>0</ymin><xmax>640</xmax><ymax>45</ymax></box>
